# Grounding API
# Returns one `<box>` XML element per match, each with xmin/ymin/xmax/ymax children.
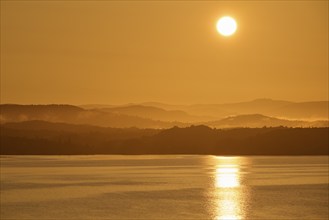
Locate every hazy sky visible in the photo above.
<box><xmin>1</xmin><ymin>1</ymin><xmax>328</xmax><ymax>104</ymax></box>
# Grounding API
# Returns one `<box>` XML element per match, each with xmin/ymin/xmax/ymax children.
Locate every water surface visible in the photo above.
<box><xmin>1</xmin><ymin>155</ymin><xmax>328</xmax><ymax>219</ymax></box>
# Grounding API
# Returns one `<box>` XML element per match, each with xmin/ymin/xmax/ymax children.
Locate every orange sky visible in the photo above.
<box><xmin>1</xmin><ymin>1</ymin><xmax>328</xmax><ymax>104</ymax></box>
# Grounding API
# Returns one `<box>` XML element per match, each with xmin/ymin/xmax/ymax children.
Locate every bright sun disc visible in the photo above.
<box><xmin>216</xmin><ymin>16</ymin><xmax>237</xmax><ymax>36</ymax></box>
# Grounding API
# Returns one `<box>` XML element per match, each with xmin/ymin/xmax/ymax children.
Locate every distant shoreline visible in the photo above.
<box><xmin>1</xmin><ymin>122</ymin><xmax>328</xmax><ymax>155</ymax></box>
<box><xmin>1</xmin><ymin>154</ymin><xmax>328</xmax><ymax>156</ymax></box>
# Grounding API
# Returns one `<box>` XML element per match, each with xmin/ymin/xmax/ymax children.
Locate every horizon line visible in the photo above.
<box><xmin>1</xmin><ymin>98</ymin><xmax>329</xmax><ymax>106</ymax></box>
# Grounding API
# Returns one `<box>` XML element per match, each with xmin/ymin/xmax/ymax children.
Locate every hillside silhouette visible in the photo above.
<box><xmin>1</xmin><ymin>121</ymin><xmax>327</xmax><ymax>155</ymax></box>
<box><xmin>0</xmin><ymin>104</ymin><xmax>188</xmax><ymax>128</ymax></box>
<box><xmin>141</xmin><ymin>99</ymin><xmax>329</xmax><ymax>120</ymax></box>
<box><xmin>1</xmin><ymin>103</ymin><xmax>327</xmax><ymax>129</ymax></box>
<box><xmin>205</xmin><ymin>114</ymin><xmax>328</xmax><ymax>128</ymax></box>
<box><xmin>93</xmin><ymin>105</ymin><xmax>213</xmax><ymax>122</ymax></box>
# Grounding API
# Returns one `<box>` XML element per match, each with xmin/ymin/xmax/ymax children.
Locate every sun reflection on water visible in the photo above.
<box><xmin>214</xmin><ymin>157</ymin><xmax>244</xmax><ymax>220</ymax></box>
<box><xmin>216</xmin><ymin>167</ymin><xmax>240</xmax><ymax>188</ymax></box>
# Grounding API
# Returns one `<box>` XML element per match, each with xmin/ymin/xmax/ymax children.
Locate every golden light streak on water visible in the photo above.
<box><xmin>214</xmin><ymin>157</ymin><xmax>244</xmax><ymax>220</ymax></box>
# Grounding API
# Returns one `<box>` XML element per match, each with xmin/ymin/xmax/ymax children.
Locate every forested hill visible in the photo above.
<box><xmin>1</xmin><ymin>121</ymin><xmax>327</xmax><ymax>155</ymax></box>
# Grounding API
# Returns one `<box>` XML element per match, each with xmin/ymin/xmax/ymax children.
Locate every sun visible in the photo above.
<box><xmin>216</xmin><ymin>16</ymin><xmax>237</xmax><ymax>37</ymax></box>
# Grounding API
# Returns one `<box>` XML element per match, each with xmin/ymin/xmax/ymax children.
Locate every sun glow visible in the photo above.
<box><xmin>216</xmin><ymin>16</ymin><xmax>237</xmax><ymax>36</ymax></box>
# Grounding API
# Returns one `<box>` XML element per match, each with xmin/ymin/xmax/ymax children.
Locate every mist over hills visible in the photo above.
<box><xmin>1</xmin><ymin>99</ymin><xmax>328</xmax><ymax>128</ymax></box>
<box><xmin>141</xmin><ymin>99</ymin><xmax>329</xmax><ymax>120</ymax></box>
<box><xmin>0</xmin><ymin>104</ymin><xmax>187</xmax><ymax>128</ymax></box>
<box><xmin>1</xmin><ymin>99</ymin><xmax>328</xmax><ymax>155</ymax></box>
<box><xmin>206</xmin><ymin>114</ymin><xmax>328</xmax><ymax>128</ymax></box>
<box><xmin>90</xmin><ymin>105</ymin><xmax>214</xmax><ymax>123</ymax></box>
<box><xmin>273</xmin><ymin>101</ymin><xmax>329</xmax><ymax>119</ymax></box>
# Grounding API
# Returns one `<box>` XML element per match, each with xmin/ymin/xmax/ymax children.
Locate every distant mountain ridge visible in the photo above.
<box><xmin>140</xmin><ymin>99</ymin><xmax>329</xmax><ymax>120</ymax></box>
<box><xmin>93</xmin><ymin>105</ymin><xmax>214</xmax><ymax>122</ymax></box>
<box><xmin>0</xmin><ymin>104</ymin><xmax>188</xmax><ymax>128</ymax></box>
<box><xmin>1</xmin><ymin>102</ymin><xmax>328</xmax><ymax>128</ymax></box>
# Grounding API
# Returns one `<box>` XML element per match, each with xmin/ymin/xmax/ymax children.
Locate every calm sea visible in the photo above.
<box><xmin>1</xmin><ymin>155</ymin><xmax>328</xmax><ymax>219</ymax></box>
